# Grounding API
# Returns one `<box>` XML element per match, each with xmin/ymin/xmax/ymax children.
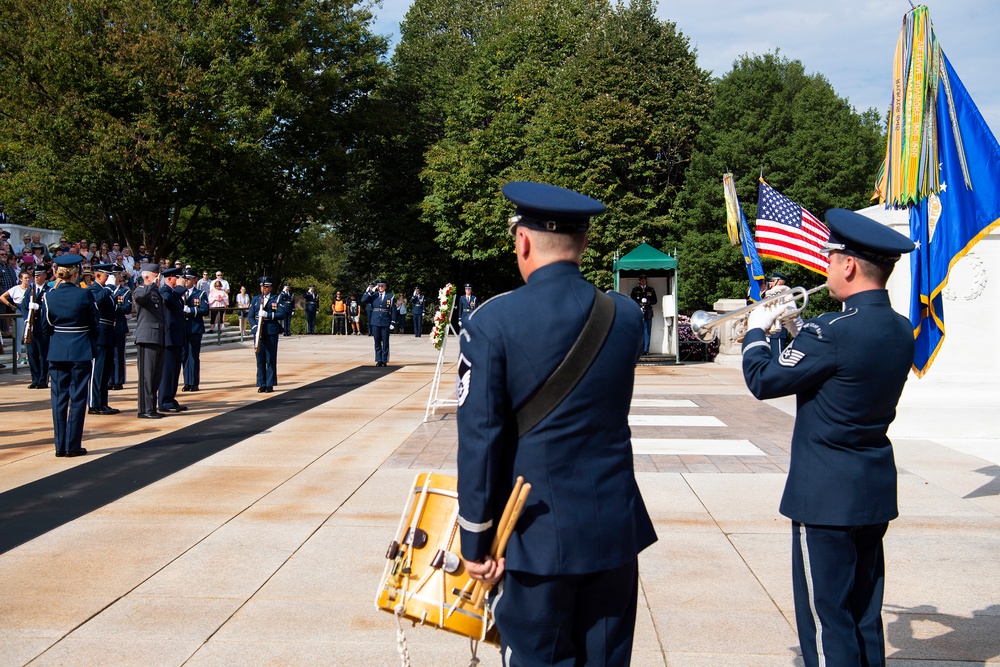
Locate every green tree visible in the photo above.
<box><xmin>0</xmin><ymin>0</ymin><xmax>387</xmax><ymax>278</ymax></box>
<box><xmin>671</xmin><ymin>52</ymin><xmax>885</xmax><ymax>312</ymax></box>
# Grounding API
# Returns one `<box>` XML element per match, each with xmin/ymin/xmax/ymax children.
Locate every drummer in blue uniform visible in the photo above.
<box><xmin>181</xmin><ymin>267</ymin><xmax>210</xmax><ymax>392</ymax></box>
<box><xmin>43</xmin><ymin>255</ymin><xmax>99</xmax><ymax>457</ymax></box>
<box><xmin>741</xmin><ymin>208</ymin><xmax>916</xmax><ymax>667</ymax></box>
<box><xmin>249</xmin><ymin>276</ymin><xmax>287</xmax><ymax>392</ymax></box>
<box><xmin>360</xmin><ymin>279</ymin><xmax>393</xmax><ymax>366</ymax></box>
<box><xmin>457</xmin><ymin>181</ymin><xmax>656</xmax><ymax>667</ymax></box>
<box><xmin>86</xmin><ymin>263</ymin><xmax>120</xmax><ymax>415</ymax></box>
<box><xmin>109</xmin><ymin>264</ymin><xmax>133</xmax><ymax>390</ymax></box>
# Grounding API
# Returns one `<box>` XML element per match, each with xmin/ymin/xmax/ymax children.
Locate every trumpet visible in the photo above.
<box><xmin>690</xmin><ymin>284</ymin><xmax>828</xmax><ymax>343</ymax></box>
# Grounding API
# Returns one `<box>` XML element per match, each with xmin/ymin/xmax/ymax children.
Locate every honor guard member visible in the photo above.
<box><xmin>110</xmin><ymin>265</ymin><xmax>133</xmax><ymax>390</ymax></box>
<box><xmin>741</xmin><ymin>208</ymin><xmax>916</xmax><ymax>667</ymax></box>
<box><xmin>629</xmin><ymin>274</ymin><xmax>657</xmax><ymax>355</ymax></box>
<box><xmin>133</xmin><ymin>263</ymin><xmax>165</xmax><ymax>418</ymax></box>
<box><xmin>409</xmin><ymin>287</ymin><xmax>425</xmax><ymax>337</ymax></box>
<box><xmin>279</xmin><ymin>284</ymin><xmax>294</xmax><ymax>336</ymax></box>
<box><xmin>457</xmin><ymin>283</ymin><xmax>477</xmax><ymax>328</ymax></box>
<box><xmin>364</xmin><ymin>282</ymin><xmax>375</xmax><ymax>334</ymax></box>
<box><xmin>86</xmin><ymin>264</ymin><xmax>120</xmax><ymax>415</ymax></box>
<box><xmin>360</xmin><ymin>279</ymin><xmax>392</xmax><ymax>366</ymax></box>
<box><xmin>43</xmin><ymin>255</ymin><xmax>99</xmax><ymax>457</ymax></box>
<box><xmin>22</xmin><ymin>263</ymin><xmax>51</xmax><ymax>388</ymax></box>
<box><xmin>303</xmin><ymin>285</ymin><xmax>319</xmax><ymax>334</ymax></box>
<box><xmin>249</xmin><ymin>276</ymin><xmax>286</xmax><ymax>392</ymax></box>
<box><xmin>157</xmin><ymin>266</ymin><xmax>188</xmax><ymax>412</ymax></box>
<box><xmin>457</xmin><ymin>182</ymin><xmax>657</xmax><ymax>666</ymax></box>
<box><xmin>181</xmin><ymin>268</ymin><xmax>210</xmax><ymax>392</ymax></box>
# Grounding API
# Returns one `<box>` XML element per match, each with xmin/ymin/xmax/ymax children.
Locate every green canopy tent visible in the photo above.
<box><xmin>613</xmin><ymin>243</ymin><xmax>678</xmax><ymax>357</ymax></box>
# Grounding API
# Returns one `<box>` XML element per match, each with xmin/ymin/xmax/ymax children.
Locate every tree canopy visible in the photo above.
<box><xmin>670</xmin><ymin>52</ymin><xmax>885</xmax><ymax>312</ymax></box>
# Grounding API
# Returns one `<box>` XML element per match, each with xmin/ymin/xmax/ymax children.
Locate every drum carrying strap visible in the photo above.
<box><xmin>515</xmin><ymin>287</ymin><xmax>616</xmax><ymax>438</ymax></box>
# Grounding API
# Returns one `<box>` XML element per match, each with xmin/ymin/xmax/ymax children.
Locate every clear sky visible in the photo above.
<box><xmin>369</xmin><ymin>0</ymin><xmax>1000</xmax><ymax>134</ymax></box>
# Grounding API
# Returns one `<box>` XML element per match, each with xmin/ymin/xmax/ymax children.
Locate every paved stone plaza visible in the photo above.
<box><xmin>1</xmin><ymin>334</ymin><xmax>998</xmax><ymax>666</ymax></box>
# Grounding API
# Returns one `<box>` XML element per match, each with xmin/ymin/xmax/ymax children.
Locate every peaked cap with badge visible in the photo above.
<box><xmin>502</xmin><ymin>181</ymin><xmax>606</xmax><ymax>233</ymax></box>
<box><xmin>823</xmin><ymin>208</ymin><xmax>915</xmax><ymax>264</ymax></box>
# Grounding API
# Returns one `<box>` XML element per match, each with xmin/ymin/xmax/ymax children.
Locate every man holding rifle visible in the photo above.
<box><xmin>249</xmin><ymin>276</ymin><xmax>287</xmax><ymax>393</ymax></box>
<box><xmin>456</xmin><ymin>182</ymin><xmax>656</xmax><ymax>666</ymax></box>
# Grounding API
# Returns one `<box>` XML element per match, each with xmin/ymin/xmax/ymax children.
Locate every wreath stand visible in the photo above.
<box><xmin>424</xmin><ymin>320</ymin><xmax>460</xmax><ymax>422</ymax></box>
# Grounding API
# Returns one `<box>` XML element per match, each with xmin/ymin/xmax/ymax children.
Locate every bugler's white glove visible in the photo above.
<box><xmin>784</xmin><ymin>315</ymin><xmax>804</xmax><ymax>337</ymax></box>
<box><xmin>746</xmin><ymin>302</ymin><xmax>782</xmax><ymax>332</ymax></box>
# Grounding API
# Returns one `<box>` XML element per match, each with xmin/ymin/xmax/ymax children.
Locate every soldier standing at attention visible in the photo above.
<box><xmin>22</xmin><ymin>264</ymin><xmax>51</xmax><ymax>389</ymax></box>
<box><xmin>457</xmin><ymin>182</ymin><xmax>656</xmax><ymax>666</ymax></box>
<box><xmin>44</xmin><ymin>255</ymin><xmax>99</xmax><ymax>457</ymax></box>
<box><xmin>133</xmin><ymin>264</ymin><xmax>165</xmax><ymax>419</ymax></box>
<box><xmin>629</xmin><ymin>274</ymin><xmax>657</xmax><ymax>355</ymax></box>
<box><xmin>249</xmin><ymin>276</ymin><xmax>287</xmax><ymax>393</ymax></box>
<box><xmin>741</xmin><ymin>209</ymin><xmax>916</xmax><ymax>667</ymax></box>
<box><xmin>457</xmin><ymin>283</ymin><xmax>477</xmax><ymax>329</ymax></box>
<box><xmin>86</xmin><ymin>264</ymin><xmax>120</xmax><ymax>415</ymax></box>
<box><xmin>181</xmin><ymin>268</ymin><xmax>210</xmax><ymax>392</ymax></box>
<box><xmin>109</xmin><ymin>265</ymin><xmax>133</xmax><ymax>391</ymax></box>
<box><xmin>157</xmin><ymin>267</ymin><xmax>188</xmax><ymax>413</ymax></box>
<box><xmin>361</xmin><ymin>279</ymin><xmax>392</xmax><ymax>366</ymax></box>
<box><xmin>409</xmin><ymin>286</ymin><xmax>425</xmax><ymax>337</ymax></box>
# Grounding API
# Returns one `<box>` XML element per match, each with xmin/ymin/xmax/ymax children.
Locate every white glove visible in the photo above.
<box><xmin>746</xmin><ymin>302</ymin><xmax>782</xmax><ymax>332</ymax></box>
<box><xmin>29</xmin><ymin>302</ymin><xmax>40</xmax><ymax>311</ymax></box>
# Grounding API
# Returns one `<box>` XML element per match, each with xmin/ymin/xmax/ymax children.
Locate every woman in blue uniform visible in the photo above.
<box><xmin>43</xmin><ymin>255</ymin><xmax>99</xmax><ymax>457</ymax></box>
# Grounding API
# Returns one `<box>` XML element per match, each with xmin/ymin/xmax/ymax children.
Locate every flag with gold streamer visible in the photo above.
<box><xmin>723</xmin><ymin>173</ymin><xmax>763</xmax><ymax>302</ymax></box>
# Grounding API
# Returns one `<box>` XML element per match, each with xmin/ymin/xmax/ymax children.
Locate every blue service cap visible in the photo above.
<box><xmin>259</xmin><ymin>276</ymin><xmax>273</xmax><ymax>286</ymax></box>
<box><xmin>140</xmin><ymin>263</ymin><xmax>160</xmax><ymax>274</ymax></box>
<box><xmin>823</xmin><ymin>209</ymin><xmax>915</xmax><ymax>264</ymax></box>
<box><xmin>502</xmin><ymin>181</ymin><xmax>606</xmax><ymax>233</ymax></box>
<box><xmin>53</xmin><ymin>254</ymin><xmax>84</xmax><ymax>268</ymax></box>
<box><xmin>111</xmin><ymin>264</ymin><xmax>125</xmax><ymax>274</ymax></box>
<box><xmin>91</xmin><ymin>263</ymin><xmax>116</xmax><ymax>273</ymax></box>
<box><xmin>182</xmin><ymin>267</ymin><xmax>198</xmax><ymax>279</ymax></box>
<box><xmin>161</xmin><ymin>267</ymin><xmax>182</xmax><ymax>278</ymax></box>
<box><xmin>376</xmin><ymin>278</ymin><xmax>387</xmax><ymax>286</ymax></box>
<box><xmin>32</xmin><ymin>263</ymin><xmax>49</xmax><ymax>275</ymax></box>
<box><xmin>770</xmin><ymin>271</ymin><xmax>788</xmax><ymax>281</ymax></box>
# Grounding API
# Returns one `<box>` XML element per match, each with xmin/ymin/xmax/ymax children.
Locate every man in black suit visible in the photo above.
<box><xmin>133</xmin><ymin>263</ymin><xmax>165</xmax><ymax>418</ymax></box>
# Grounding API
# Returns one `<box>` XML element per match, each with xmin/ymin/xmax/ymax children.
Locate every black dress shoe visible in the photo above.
<box><xmin>101</xmin><ymin>407</ymin><xmax>120</xmax><ymax>414</ymax></box>
<box><xmin>258</xmin><ymin>387</ymin><xmax>266</xmax><ymax>393</ymax></box>
<box><xmin>66</xmin><ymin>449</ymin><xmax>88</xmax><ymax>457</ymax></box>
<box><xmin>55</xmin><ymin>451</ymin><xmax>66</xmax><ymax>457</ymax></box>
<box><xmin>264</xmin><ymin>386</ymin><xmax>273</xmax><ymax>393</ymax></box>
<box><xmin>190</xmin><ymin>386</ymin><xmax>199</xmax><ymax>392</ymax></box>
<box><xmin>182</xmin><ymin>385</ymin><xmax>190</xmax><ymax>392</ymax></box>
<box><xmin>38</xmin><ymin>384</ymin><xmax>48</xmax><ymax>389</ymax></box>
<box><xmin>27</xmin><ymin>383</ymin><xmax>38</xmax><ymax>389</ymax></box>
<box><xmin>88</xmin><ymin>408</ymin><xmax>117</xmax><ymax>415</ymax></box>
<box><xmin>138</xmin><ymin>412</ymin><xmax>164</xmax><ymax>419</ymax></box>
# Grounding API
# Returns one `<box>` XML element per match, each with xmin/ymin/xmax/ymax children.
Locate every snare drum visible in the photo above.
<box><xmin>375</xmin><ymin>472</ymin><xmax>499</xmax><ymax>645</ymax></box>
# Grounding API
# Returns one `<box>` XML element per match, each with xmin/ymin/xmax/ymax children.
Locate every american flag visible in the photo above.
<box><xmin>754</xmin><ymin>180</ymin><xmax>830</xmax><ymax>276</ymax></box>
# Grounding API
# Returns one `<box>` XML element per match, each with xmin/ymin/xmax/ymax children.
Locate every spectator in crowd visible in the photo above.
<box><xmin>0</xmin><ymin>247</ymin><xmax>17</xmax><ymax>340</ymax></box>
<box><xmin>107</xmin><ymin>242</ymin><xmax>123</xmax><ymax>265</ymax></box>
<box><xmin>236</xmin><ymin>285</ymin><xmax>251</xmax><ymax>336</ymax></box>
<box><xmin>136</xmin><ymin>244</ymin><xmax>153</xmax><ymax>264</ymax></box>
<box><xmin>209</xmin><ymin>279</ymin><xmax>229</xmax><ymax>332</ymax></box>
<box><xmin>214</xmin><ymin>271</ymin><xmax>230</xmax><ymax>295</ymax></box>
<box><xmin>393</xmin><ymin>292</ymin><xmax>407</xmax><ymax>334</ymax></box>
<box><xmin>331</xmin><ymin>291</ymin><xmax>347</xmax><ymax>335</ymax></box>
<box><xmin>197</xmin><ymin>271</ymin><xmax>211</xmax><ymax>293</ymax></box>
<box><xmin>349</xmin><ymin>294</ymin><xmax>361</xmax><ymax>335</ymax></box>
<box><xmin>15</xmin><ymin>234</ymin><xmax>32</xmax><ymax>256</ymax></box>
<box><xmin>120</xmin><ymin>246</ymin><xmax>136</xmax><ymax>287</ymax></box>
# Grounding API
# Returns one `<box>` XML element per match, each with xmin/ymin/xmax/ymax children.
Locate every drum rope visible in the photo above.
<box><xmin>394</xmin><ymin>606</ymin><xmax>412</xmax><ymax>667</ymax></box>
<box><xmin>468</xmin><ymin>639</ymin><xmax>481</xmax><ymax>666</ymax></box>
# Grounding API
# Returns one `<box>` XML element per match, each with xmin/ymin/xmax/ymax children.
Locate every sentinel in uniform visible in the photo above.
<box><xmin>629</xmin><ymin>274</ymin><xmax>657</xmax><ymax>355</ymax></box>
<box><xmin>86</xmin><ymin>264</ymin><xmax>120</xmax><ymax>415</ymax></box>
<box><xmin>249</xmin><ymin>276</ymin><xmax>287</xmax><ymax>392</ymax></box>
<box><xmin>43</xmin><ymin>255</ymin><xmax>98</xmax><ymax>457</ymax></box>
<box><xmin>110</xmin><ymin>266</ymin><xmax>133</xmax><ymax>390</ymax></box>
<box><xmin>22</xmin><ymin>264</ymin><xmax>50</xmax><ymax>389</ymax></box>
<box><xmin>360</xmin><ymin>279</ymin><xmax>393</xmax><ymax>366</ymax></box>
<box><xmin>741</xmin><ymin>208</ymin><xmax>916</xmax><ymax>667</ymax></box>
<box><xmin>181</xmin><ymin>268</ymin><xmax>210</xmax><ymax>392</ymax></box>
<box><xmin>457</xmin><ymin>182</ymin><xmax>656</xmax><ymax>666</ymax></box>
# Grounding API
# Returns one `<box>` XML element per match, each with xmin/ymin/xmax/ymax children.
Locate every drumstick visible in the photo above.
<box><xmin>471</xmin><ymin>482</ymin><xmax>531</xmax><ymax>607</ymax></box>
<box><xmin>490</xmin><ymin>476</ymin><xmax>524</xmax><ymax>556</ymax></box>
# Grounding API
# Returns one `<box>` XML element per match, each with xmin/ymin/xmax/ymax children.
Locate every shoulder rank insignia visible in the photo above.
<box><xmin>779</xmin><ymin>347</ymin><xmax>806</xmax><ymax>367</ymax></box>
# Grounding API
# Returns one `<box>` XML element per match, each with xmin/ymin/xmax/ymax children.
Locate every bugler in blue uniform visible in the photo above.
<box><xmin>457</xmin><ymin>182</ymin><xmax>656</xmax><ymax>667</ymax></box>
<box><xmin>249</xmin><ymin>276</ymin><xmax>288</xmax><ymax>392</ymax></box>
<box><xmin>181</xmin><ymin>268</ymin><xmax>210</xmax><ymax>392</ymax></box>
<box><xmin>741</xmin><ymin>208</ymin><xmax>916</xmax><ymax>667</ymax></box>
<box><xmin>43</xmin><ymin>255</ymin><xmax>99</xmax><ymax>457</ymax></box>
<box><xmin>86</xmin><ymin>264</ymin><xmax>121</xmax><ymax>415</ymax></box>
